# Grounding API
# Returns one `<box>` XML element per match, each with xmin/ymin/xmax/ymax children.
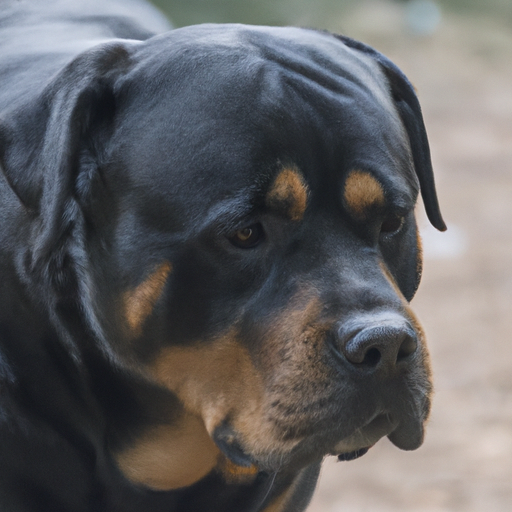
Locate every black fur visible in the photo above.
<box><xmin>0</xmin><ymin>1</ymin><xmax>444</xmax><ymax>511</ymax></box>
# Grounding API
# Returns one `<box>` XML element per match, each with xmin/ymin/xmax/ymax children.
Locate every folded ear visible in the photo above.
<box><xmin>336</xmin><ymin>36</ymin><xmax>447</xmax><ymax>232</ymax></box>
<box><xmin>0</xmin><ymin>41</ymin><xmax>136</xmax><ymax>290</ymax></box>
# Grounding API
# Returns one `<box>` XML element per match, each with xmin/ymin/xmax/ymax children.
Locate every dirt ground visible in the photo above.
<box><xmin>307</xmin><ymin>2</ymin><xmax>512</xmax><ymax>511</ymax></box>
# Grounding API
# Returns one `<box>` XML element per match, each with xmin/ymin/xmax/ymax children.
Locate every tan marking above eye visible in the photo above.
<box><xmin>123</xmin><ymin>261</ymin><xmax>172</xmax><ymax>336</ymax></box>
<box><xmin>343</xmin><ymin>170</ymin><xmax>386</xmax><ymax>221</ymax></box>
<box><xmin>266</xmin><ymin>167</ymin><xmax>308</xmax><ymax>221</ymax></box>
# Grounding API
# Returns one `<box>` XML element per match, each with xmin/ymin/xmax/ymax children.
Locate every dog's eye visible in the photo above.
<box><xmin>380</xmin><ymin>215</ymin><xmax>404</xmax><ymax>236</ymax></box>
<box><xmin>228</xmin><ymin>223</ymin><xmax>264</xmax><ymax>249</ymax></box>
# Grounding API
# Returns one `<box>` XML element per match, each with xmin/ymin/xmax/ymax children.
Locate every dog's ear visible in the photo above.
<box><xmin>378</xmin><ymin>62</ymin><xmax>447</xmax><ymax>232</ymax></box>
<box><xmin>0</xmin><ymin>41</ymin><xmax>136</xmax><ymax>290</ymax></box>
<box><xmin>336</xmin><ymin>36</ymin><xmax>446</xmax><ymax>232</ymax></box>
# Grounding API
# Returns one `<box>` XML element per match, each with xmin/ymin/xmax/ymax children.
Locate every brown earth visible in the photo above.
<box><xmin>307</xmin><ymin>2</ymin><xmax>512</xmax><ymax>511</ymax></box>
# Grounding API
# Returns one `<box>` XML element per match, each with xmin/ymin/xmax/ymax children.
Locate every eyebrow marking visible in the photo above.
<box><xmin>343</xmin><ymin>170</ymin><xmax>385</xmax><ymax>221</ymax></box>
<box><xmin>266</xmin><ymin>167</ymin><xmax>308</xmax><ymax>221</ymax></box>
<box><xmin>124</xmin><ymin>261</ymin><xmax>172</xmax><ymax>336</ymax></box>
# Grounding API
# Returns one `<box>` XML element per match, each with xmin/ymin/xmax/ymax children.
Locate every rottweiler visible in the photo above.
<box><xmin>0</xmin><ymin>0</ymin><xmax>446</xmax><ymax>511</ymax></box>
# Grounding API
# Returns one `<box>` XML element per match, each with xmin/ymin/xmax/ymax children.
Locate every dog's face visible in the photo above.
<box><xmin>0</xmin><ymin>25</ymin><xmax>445</xmax><ymax>490</ymax></box>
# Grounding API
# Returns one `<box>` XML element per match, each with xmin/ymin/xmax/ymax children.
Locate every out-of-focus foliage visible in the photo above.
<box><xmin>150</xmin><ymin>0</ymin><xmax>512</xmax><ymax>28</ymax></box>
<box><xmin>149</xmin><ymin>0</ymin><xmax>353</xmax><ymax>28</ymax></box>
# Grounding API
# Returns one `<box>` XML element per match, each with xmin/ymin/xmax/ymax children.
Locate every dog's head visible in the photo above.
<box><xmin>0</xmin><ymin>25</ymin><xmax>445</xmax><ymax>489</ymax></box>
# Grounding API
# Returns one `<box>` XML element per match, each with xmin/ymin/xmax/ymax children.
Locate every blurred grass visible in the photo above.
<box><xmin>150</xmin><ymin>0</ymin><xmax>512</xmax><ymax>28</ymax></box>
<box><xmin>149</xmin><ymin>0</ymin><xmax>352</xmax><ymax>28</ymax></box>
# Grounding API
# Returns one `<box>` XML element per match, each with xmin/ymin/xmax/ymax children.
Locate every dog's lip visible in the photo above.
<box><xmin>331</xmin><ymin>413</ymin><xmax>397</xmax><ymax>459</ymax></box>
<box><xmin>387</xmin><ymin>414</ymin><xmax>425</xmax><ymax>451</ymax></box>
<box><xmin>212</xmin><ymin>422</ymin><xmax>255</xmax><ymax>468</ymax></box>
<box><xmin>333</xmin><ymin>410</ymin><xmax>426</xmax><ymax>460</ymax></box>
<box><xmin>337</xmin><ymin>446</ymin><xmax>371</xmax><ymax>462</ymax></box>
<box><xmin>212</xmin><ymin>411</ymin><xmax>424</xmax><ymax>470</ymax></box>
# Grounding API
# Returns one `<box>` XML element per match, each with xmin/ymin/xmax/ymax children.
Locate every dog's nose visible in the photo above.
<box><xmin>337</xmin><ymin>313</ymin><xmax>418</xmax><ymax>370</ymax></box>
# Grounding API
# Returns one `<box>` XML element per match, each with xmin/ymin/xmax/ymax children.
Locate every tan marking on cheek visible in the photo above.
<box><xmin>260</xmin><ymin>294</ymin><xmax>327</xmax><ymax>376</ymax></box>
<box><xmin>150</xmin><ymin>337</ymin><xmax>264</xmax><ymax>432</ymax></box>
<box><xmin>150</xmin><ymin>336</ymin><xmax>294</xmax><ymax>457</ymax></box>
<box><xmin>145</xmin><ymin>295</ymin><xmax>327</xmax><ymax>472</ymax></box>
<box><xmin>123</xmin><ymin>261</ymin><xmax>172</xmax><ymax>336</ymax></box>
<box><xmin>148</xmin><ymin>333</ymin><xmax>303</xmax><ymax>467</ymax></box>
<box><xmin>114</xmin><ymin>413</ymin><xmax>219</xmax><ymax>490</ymax></box>
<box><xmin>251</xmin><ymin>294</ymin><xmax>336</xmax><ymax>450</ymax></box>
<box><xmin>266</xmin><ymin>167</ymin><xmax>308</xmax><ymax>221</ymax></box>
<box><xmin>343</xmin><ymin>169</ymin><xmax>385</xmax><ymax>221</ymax></box>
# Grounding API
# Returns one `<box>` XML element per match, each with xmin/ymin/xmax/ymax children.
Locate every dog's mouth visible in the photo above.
<box><xmin>212</xmin><ymin>412</ymin><xmax>414</xmax><ymax>471</ymax></box>
<box><xmin>337</xmin><ymin>447</ymin><xmax>370</xmax><ymax>461</ymax></box>
<box><xmin>213</xmin><ymin>423</ymin><xmax>256</xmax><ymax>469</ymax></box>
<box><xmin>332</xmin><ymin>413</ymin><xmax>397</xmax><ymax>462</ymax></box>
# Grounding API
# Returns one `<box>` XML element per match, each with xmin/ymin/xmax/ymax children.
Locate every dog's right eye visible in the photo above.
<box><xmin>228</xmin><ymin>223</ymin><xmax>265</xmax><ymax>249</ymax></box>
<box><xmin>380</xmin><ymin>215</ymin><xmax>404</xmax><ymax>236</ymax></box>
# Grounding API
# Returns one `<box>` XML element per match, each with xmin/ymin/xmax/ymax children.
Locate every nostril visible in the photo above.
<box><xmin>362</xmin><ymin>347</ymin><xmax>381</xmax><ymax>367</ymax></box>
<box><xmin>396</xmin><ymin>335</ymin><xmax>417</xmax><ymax>363</ymax></box>
<box><xmin>343</xmin><ymin>335</ymin><xmax>384</xmax><ymax>367</ymax></box>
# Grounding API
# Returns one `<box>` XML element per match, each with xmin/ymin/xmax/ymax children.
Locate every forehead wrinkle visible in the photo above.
<box><xmin>197</xmin><ymin>192</ymin><xmax>259</xmax><ymax>235</ymax></box>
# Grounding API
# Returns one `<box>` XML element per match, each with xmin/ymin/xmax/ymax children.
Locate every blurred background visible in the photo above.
<box><xmin>149</xmin><ymin>1</ymin><xmax>512</xmax><ymax>510</ymax></box>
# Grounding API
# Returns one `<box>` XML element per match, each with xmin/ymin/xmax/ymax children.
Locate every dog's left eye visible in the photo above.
<box><xmin>380</xmin><ymin>215</ymin><xmax>404</xmax><ymax>236</ymax></box>
<box><xmin>228</xmin><ymin>223</ymin><xmax>265</xmax><ymax>249</ymax></box>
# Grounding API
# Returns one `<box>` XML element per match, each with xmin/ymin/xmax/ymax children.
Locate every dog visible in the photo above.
<box><xmin>0</xmin><ymin>0</ymin><xmax>446</xmax><ymax>510</ymax></box>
